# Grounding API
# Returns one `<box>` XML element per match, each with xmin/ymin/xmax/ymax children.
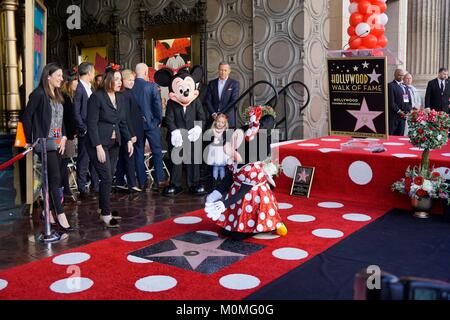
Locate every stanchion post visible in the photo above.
<box><xmin>41</xmin><ymin>138</ymin><xmax>51</xmax><ymax>237</ymax></box>
<box><xmin>38</xmin><ymin>138</ymin><xmax>62</xmax><ymax>243</ymax></box>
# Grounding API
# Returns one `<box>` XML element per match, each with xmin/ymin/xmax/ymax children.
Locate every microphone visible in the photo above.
<box><xmin>342</xmin><ymin>29</ymin><xmax>370</xmax><ymax>50</ymax></box>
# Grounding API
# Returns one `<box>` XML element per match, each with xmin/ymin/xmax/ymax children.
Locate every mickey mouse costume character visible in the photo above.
<box><xmin>204</xmin><ymin>106</ymin><xmax>287</xmax><ymax>238</ymax></box>
<box><xmin>154</xmin><ymin>65</ymin><xmax>207</xmax><ymax>196</ymax></box>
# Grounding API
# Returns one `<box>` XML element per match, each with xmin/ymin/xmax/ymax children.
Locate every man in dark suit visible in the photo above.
<box><xmin>204</xmin><ymin>62</ymin><xmax>240</xmax><ymax>128</ymax></box>
<box><xmin>132</xmin><ymin>63</ymin><xmax>168</xmax><ymax>191</ymax></box>
<box><xmin>388</xmin><ymin>69</ymin><xmax>412</xmax><ymax>136</ymax></box>
<box><xmin>425</xmin><ymin>68</ymin><xmax>450</xmax><ymax>112</ymax></box>
<box><xmin>73</xmin><ymin>62</ymin><xmax>99</xmax><ymax>198</ymax></box>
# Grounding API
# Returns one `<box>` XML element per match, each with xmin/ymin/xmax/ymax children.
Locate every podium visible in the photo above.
<box><xmin>326</xmin><ymin>49</ymin><xmax>402</xmax><ymax>139</ymax></box>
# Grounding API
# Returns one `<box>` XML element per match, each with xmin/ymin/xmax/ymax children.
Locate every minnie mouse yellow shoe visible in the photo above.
<box><xmin>276</xmin><ymin>223</ymin><xmax>288</xmax><ymax>236</ymax></box>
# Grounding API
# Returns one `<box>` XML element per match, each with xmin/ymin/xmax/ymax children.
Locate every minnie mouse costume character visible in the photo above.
<box><xmin>204</xmin><ymin>106</ymin><xmax>288</xmax><ymax>238</ymax></box>
<box><xmin>154</xmin><ymin>65</ymin><xmax>207</xmax><ymax>196</ymax></box>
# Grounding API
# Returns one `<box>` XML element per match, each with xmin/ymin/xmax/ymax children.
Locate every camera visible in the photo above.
<box><xmin>354</xmin><ymin>268</ymin><xmax>450</xmax><ymax>300</ymax></box>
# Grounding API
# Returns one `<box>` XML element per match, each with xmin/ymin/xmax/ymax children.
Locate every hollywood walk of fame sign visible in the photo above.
<box><xmin>290</xmin><ymin>166</ymin><xmax>315</xmax><ymax>197</ymax></box>
<box><xmin>327</xmin><ymin>56</ymin><xmax>388</xmax><ymax>138</ymax></box>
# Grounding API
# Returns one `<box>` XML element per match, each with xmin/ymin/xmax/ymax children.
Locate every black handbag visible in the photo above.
<box><xmin>34</xmin><ymin>138</ymin><xmax>58</xmax><ymax>153</ymax></box>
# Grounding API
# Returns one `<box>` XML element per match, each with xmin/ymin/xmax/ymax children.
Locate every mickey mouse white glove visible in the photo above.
<box><xmin>206</xmin><ymin>190</ymin><xmax>222</xmax><ymax>203</ymax></box>
<box><xmin>171</xmin><ymin>129</ymin><xmax>183</xmax><ymax>148</ymax></box>
<box><xmin>188</xmin><ymin>126</ymin><xmax>202</xmax><ymax>142</ymax></box>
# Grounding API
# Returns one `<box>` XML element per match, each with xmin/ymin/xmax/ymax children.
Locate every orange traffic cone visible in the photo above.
<box><xmin>14</xmin><ymin>121</ymin><xmax>26</xmax><ymax>148</ymax></box>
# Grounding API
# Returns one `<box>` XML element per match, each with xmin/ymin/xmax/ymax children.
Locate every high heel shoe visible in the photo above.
<box><xmin>56</xmin><ymin>213</ymin><xmax>75</xmax><ymax>232</ymax></box>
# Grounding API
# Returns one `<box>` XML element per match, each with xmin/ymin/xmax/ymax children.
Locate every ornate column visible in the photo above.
<box><xmin>406</xmin><ymin>0</ymin><xmax>441</xmax><ymax>89</ymax></box>
<box><xmin>0</xmin><ymin>7</ymin><xmax>6</xmax><ymax>133</ymax></box>
<box><xmin>1</xmin><ymin>0</ymin><xmax>20</xmax><ymax>133</ymax></box>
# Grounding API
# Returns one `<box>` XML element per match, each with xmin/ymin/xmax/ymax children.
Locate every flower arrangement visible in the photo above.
<box><xmin>407</xmin><ymin>108</ymin><xmax>450</xmax><ymax>150</ymax></box>
<box><xmin>243</xmin><ymin>105</ymin><xmax>276</xmax><ymax>124</ymax></box>
<box><xmin>391</xmin><ymin>166</ymin><xmax>449</xmax><ymax>202</ymax></box>
<box><xmin>392</xmin><ymin>108</ymin><xmax>450</xmax><ymax>203</ymax></box>
<box><xmin>262</xmin><ymin>158</ymin><xmax>281</xmax><ymax>187</ymax></box>
<box><xmin>262</xmin><ymin>158</ymin><xmax>281</xmax><ymax>177</ymax></box>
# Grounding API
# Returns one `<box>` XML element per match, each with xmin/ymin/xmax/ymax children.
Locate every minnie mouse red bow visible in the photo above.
<box><xmin>245</xmin><ymin>106</ymin><xmax>263</xmax><ymax>141</ymax></box>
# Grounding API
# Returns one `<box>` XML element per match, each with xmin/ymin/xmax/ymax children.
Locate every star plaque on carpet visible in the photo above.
<box><xmin>290</xmin><ymin>166</ymin><xmax>315</xmax><ymax>197</ymax></box>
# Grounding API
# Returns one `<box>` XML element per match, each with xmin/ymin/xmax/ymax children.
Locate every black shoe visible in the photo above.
<box><xmin>189</xmin><ymin>185</ymin><xmax>207</xmax><ymax>195</ymax></box>
<box><xmin>163</xmin><ymin>185</ymin><xmax>183</xmax><ymax>196</ymax></box>
<box><xmin>56</xmin><ymin>213</ymin><xmax>75</xmax><ymax>232</ymax></box>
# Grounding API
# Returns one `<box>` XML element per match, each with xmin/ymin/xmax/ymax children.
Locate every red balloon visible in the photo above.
<box><xmin>358</xmin><ymin>0</ymin><xmax>372</xmax><ymax>14</ymax></box>
<box><xmin>358</xmin><ymin>46</ymin><xmax>369</xmax><ymax>50</ymax></box>
<box><xmin>371</xmin><ymin>25</ymin><xmax>385</xmax><ymax>37</ymax></box>
<box><xmin>350</xmin><ymin>13</ymin><xmax>364</xmax><ymax>26</ymax></box>
<box><xmin>377</xmin><ymin>35</ymin><xmax>388</xmax><ymax>48</ymax></box>
<box><xmin>349</xmin><ymin>36</ymin><xmax>363</xmax><ymax>49</ymax></box>
<box><xmin>347</xmin><ymin>26</ymin><xmax>356</xmax><ymax>36</ymax></box>
<box><xmin>362</xmin><ymin>34</ymin><xmax>378</xmax><ymax>48</ymax></box>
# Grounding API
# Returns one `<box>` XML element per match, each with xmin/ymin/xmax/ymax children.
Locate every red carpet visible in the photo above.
<box><xmin>0</xmin><ymin>193</ymin><xmax>389</xmax><ymax>300</ymax></box>
<box><xmin>276</xmin><ymin>135</ymin><xmax>450</xmax><ymax>211</ymax></box>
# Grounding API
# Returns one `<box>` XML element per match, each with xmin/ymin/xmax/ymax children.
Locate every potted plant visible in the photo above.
<box><xmin>392</xmin><ymin>108</ymin><xmax>450</xmax><ymax>218</ymax></box>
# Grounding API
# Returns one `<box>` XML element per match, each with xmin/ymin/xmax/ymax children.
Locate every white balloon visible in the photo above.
<box><xmin>349</xmin><ymin>3</ymin><xmax>358</xmax><ymax>14</ymax></box>
<box><xmin>355</xmin><ymin>23</ymin><xmax>371</xmax><ymax>38</ymax></box>
<box><xmin>379</xmin><ymin>13</ymin><xmax>389</xmax><ymax>26</ymax></box>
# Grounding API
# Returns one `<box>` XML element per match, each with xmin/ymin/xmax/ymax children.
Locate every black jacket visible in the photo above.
<box><xmin>73</xmin><ymin>81</ymin><xmax>90</xmax><ymax>134</ymax></box>
<box><xmin>165</xmin><ymin>98</ymin><xmax>206</xmax><ymax>134</ymax></box>
<box><xmin>204</xmin><ymin>78</ymin><xmax>240</xmax><ymax>127</ymax></box>
<box><xmin>86</xmin><ymin>90</ymin><xmax>131</xmax><ymax>148</ymax></box>
<box><xmin>62</xmin><ymin>93</ymin><xmax>77</xmax><ymax>140</ymax></box>
<box><xmin>120</xmin><ymin>89</ymin><xmax>145</xmax><ymax>141</ymax></box>
<box><xmin>388</xmin><ymin>81</ymin><xmax>412</xmax><ymax>116</ymax></box>
<box><xmin>425</xmin><ymin>78</ymin><xmax>450</xmax><ymax>112</ymax></box>
<box><xmin>22</xmin><ymin>87</ymin><xmax>66</xmax><ymax>143</ymax></box>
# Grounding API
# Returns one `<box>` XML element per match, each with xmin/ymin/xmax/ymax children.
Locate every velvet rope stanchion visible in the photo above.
<box><xmin>0</xmin><ymin>144</ymin><xmax>35</xmax><ymax>171</ymax></box>
<box><xmin>0</xmin><ymin>139</ymin><xmax>66</xmax><ymax>243</ymax></box>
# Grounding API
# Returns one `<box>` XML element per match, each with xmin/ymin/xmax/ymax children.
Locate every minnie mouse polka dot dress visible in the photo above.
<box><xmin>215</xmin><ymin>162</ymin><xmax>284</xmax><ymax>233</ymax></box>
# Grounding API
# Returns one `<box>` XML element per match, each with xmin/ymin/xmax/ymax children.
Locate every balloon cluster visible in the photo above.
<box><xmin>347</xmin><ymin>0</ymin><xmax>388</xmax><ymax>50</ymax></box>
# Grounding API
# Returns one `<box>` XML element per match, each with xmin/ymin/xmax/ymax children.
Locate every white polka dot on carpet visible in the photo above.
<box><xmin>281</xmin><ymin>156</ymin><xmax>301</xmax><ymax>178</ymax></box>
<box><xmin>121</xmin><ymin>232</ymin><xmax>153</xmax><ymax>242</ymax></box>
<box><xmin>278</xmin><ymin>203</ymin><xmax>293</xmax><ymax>209</ymax></box>
<box><xmin>317</xmin><ymin>202</ymin><xmax>344</xmax><ymax>208</ymax></box>
<box><xmin>219</xmin><ymin>274</ymin><xmax>261</xmax><ymax>290</ymax></box>
<box><xmin>342</xmin><ymin>213</ymin><xmax>372</xmax><ymax>222</ymax></box>
<box><xmin>0</xmin><ymin>279</ymin><xmax>7</xmax><ymax>291</ymax></box>
<box><xmin>312</xmin><ymin>228</ymin><xmax>344</xmax><ymax>238</ymax></box>
<box><xmin>127</xmin><ymin>255</ymin><xmax>153</xmax><ymax>264</ymax></box>
<box><xmin>272</xmin><ymin>248</ymin><xmax>309</xmax><ymax>260</ymax></box>
<box><xmin>348</xmin><ymin>161</ymin><xmax>373</xmax><ymax>185</ymax></box>
<box><xmin>52</xmin><ymin>252</ymin><xmax>91</xmax><ymax>266</ymax></box>
<box><xmin>173</xmin><ymin>216</ymin><xmax>202</xmax><ymax>224</ymax></box>
<box><xmin>135</xmin><ymin>275</ymin><xmax>177</xmax><ymax>292</ymax></box>
<box><xmin>50</xmin><ymin>277</ymin><xmax>94</xmax><ymax>294</ymax></box>
<box><xmin>287</xmin><ymin>214</ymin><xmax>316</xmax><ymax>222</ymax></box>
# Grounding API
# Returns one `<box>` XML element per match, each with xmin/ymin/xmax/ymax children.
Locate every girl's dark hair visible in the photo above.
<box><xmin>39</xmin><ymin>62</ymin><xmax>64</xmax><ymax>103</ymax></box>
